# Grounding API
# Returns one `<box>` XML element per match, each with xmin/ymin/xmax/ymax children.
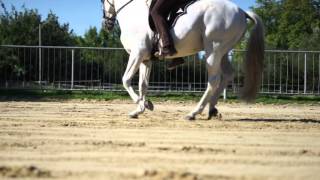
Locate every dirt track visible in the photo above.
<box><xmin>0</xmin><ymin>100</ymin><xmax>320</xmax><ymax>180</ymax></box>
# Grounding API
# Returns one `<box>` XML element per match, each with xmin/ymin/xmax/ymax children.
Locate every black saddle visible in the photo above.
<box><xmin>148</xmin><ymin>0</ymin><xmax>198</xmax><ymax>32</ymax></box>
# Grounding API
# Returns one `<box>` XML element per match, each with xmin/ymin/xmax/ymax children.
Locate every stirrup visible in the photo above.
<box><xmin>154</xmin><ymin>51</ymin><xmax>161</xmax><ymax>58</ymax></box>
<box><xmin>154</xmin><ymin>47</ymin><xmax>177</xmax><ymax>58</ymax></box>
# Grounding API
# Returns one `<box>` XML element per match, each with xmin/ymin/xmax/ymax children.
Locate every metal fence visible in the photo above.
<box><xmin>1</xmin><ymin>45</ymin><xmax>320</xmax><ymax>96</ymax></box>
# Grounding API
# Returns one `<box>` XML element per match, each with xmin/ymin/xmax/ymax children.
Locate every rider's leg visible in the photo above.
<box><xmin>150</xmin><ymin>0</ymin><xmax>177</xmax><ymax>56</ymax></box>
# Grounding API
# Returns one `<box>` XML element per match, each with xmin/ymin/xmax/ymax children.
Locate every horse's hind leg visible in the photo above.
<box><xmin>208</xmin><ymin>54</ymin><xmax>234</xmax><ymax>119</ymax></box>
<box><xmin>186</xmin><ymin>44</ymin><xmax>223</xmax><ymax>120</ymax></box>
<box><xmin>139</xmin><ymin>61</ymin><xmax>153</xmax><ymax>110</ymax></box>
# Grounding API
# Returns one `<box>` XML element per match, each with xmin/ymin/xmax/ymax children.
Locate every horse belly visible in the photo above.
<box><xmin>173</xmin><ymin>30</ymin><xmax>203</xmax><ymax>58</ymax></box>
<box><xmin>171</xmin><ymin>10</ymin><xmax>204</xmax><ymax>58</ymax></box>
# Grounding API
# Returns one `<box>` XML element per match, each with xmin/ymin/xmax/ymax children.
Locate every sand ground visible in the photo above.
<box><xmin>0</xmin><ymin>100</ymin><xmax>320</xmax><ymax>180</ymax></box>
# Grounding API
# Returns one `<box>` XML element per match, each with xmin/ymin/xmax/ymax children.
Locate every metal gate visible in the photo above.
<box><xmin>1</xmin><ymin>45</ymin><xmax>320</xmax><ymax>95</ymax></box>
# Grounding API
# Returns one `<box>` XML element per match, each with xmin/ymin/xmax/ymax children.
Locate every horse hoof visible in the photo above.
<box><xmin>185</xmin><ymin>116</ymin><xmax>195</xmax><ymax>121</ymax></box>
<box><xmin>208</xmin><ymin>108</ymin><xmax>218</xmax><ymax>120</ymax></box>
<box><xmin>144</xmin><ymin>100</ymin><xmax>154</xmax><ymax>111</ymax></box>
<box><xmin>129</xmin><ymin>114</ymin><xmax>139</xmax><ymax>119</ymax></box>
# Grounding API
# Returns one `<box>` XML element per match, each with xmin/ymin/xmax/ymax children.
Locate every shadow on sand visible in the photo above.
<box><xmin>237</xmin><ymin>118</ymin><xmax>320</xmax><ymax>124</ymax></box>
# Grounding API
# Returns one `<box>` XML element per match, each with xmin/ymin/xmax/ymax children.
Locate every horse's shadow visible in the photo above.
<box><xmin>236</xmin><ymin>118</ymin><xmax>320</xmax><ymax>124</ymax></box>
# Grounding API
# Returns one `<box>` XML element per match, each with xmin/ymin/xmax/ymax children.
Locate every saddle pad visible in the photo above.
<box><xmin>148</xmin><ymin>0</ymin><xmax>198</xmax><ymax>32</ymax></box>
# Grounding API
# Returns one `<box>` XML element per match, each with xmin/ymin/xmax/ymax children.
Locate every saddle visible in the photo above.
<box><xmin>148</xmin><ymin>0</ymin><xmax>198</xmax><ymax>59</ymax></box>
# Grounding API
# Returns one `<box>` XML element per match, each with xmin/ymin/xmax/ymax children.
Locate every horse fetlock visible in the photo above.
<box><xmin>208</xmin><ymin>107</ymin><xmax>218</xmax><ymax>120</ymax></box>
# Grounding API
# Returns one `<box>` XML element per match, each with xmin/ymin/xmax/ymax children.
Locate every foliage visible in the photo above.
<box><xmin>253</xmin><ymin>0</ymin><xmax>320</xmax><ymax>50</ymax></box>
<box><xmin>0</xmin><ymin>3</ymin><xmax>76</xmax><ymax>80</ymax></box>
<box><xmin>41</xmin><ymin>12</ymin><xmax>77</xmax><ymax>46</ymax></box>
<box><xmin>76</xmin><ymin>25</ymin><xmax>121</xmax><ymax>48</ymax></box>
<box><xmin>75</xmin><ymin>25</ymin><xmax>125</xmax><ymax>84</ymax></box>
<box><xmin>0</xmin><ymin>2</ymin><xmax>76</xmax><ymax>46</ymax></box>
<box><xmin>0</xmin><ymin>2</ymin><xmax>124</xmax><ymax>83</ymax></box>
<box><xmin>0</xmin><ymin>3</ymin><xmax>41</xmax><ymax>45</ymax></box>
<box><xmin>250</xmin><ymin>0</ymin><xmax>320</xmax><ymax>95</ymax></box>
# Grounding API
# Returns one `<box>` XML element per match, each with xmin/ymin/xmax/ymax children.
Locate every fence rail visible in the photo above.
<box><xmin>1</xmin><ymin>45</ymin><xmax>320</xmax><ymax>96</ymax></box>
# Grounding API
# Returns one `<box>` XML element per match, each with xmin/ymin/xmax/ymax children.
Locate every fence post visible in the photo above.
<box><xmin>71</xmin><ymin>49</ymin><xmax>74</xmax><ymax>90</ymax></box>
<box><xmin>39</xmin><ymin>46</ymin><xmax>42</xmax><ymax>85</ymax></box>
<box><xmin>38</xmin><ymin>25</ymin><xmax>42</xmax><ymax>85</ymax></box>
<box><xmin>304</xmin><ymin>53</ymin><xmax>307</xmax><ymax>94</ymax></box>
<box><xmin>223</xmin><ymin>88</ymin><xmax>227</xmax><ymax>100</ymax></box>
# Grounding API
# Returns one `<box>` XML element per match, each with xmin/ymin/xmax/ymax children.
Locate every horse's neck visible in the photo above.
<box><xmin>115</xmin><ymin>0</ymin><xmax>150</xmax><ymax>21</ymax></box>
<box><xmin>116</xmin><ymin>0</ymin><xmax>151</xmax><ymax>35</ymax></box>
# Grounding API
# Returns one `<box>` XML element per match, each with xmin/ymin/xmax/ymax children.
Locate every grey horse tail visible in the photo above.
<box><xmin>241</xmin><ymin>11</ymin><xmax>265</xmax><ymax>102</ymax></box>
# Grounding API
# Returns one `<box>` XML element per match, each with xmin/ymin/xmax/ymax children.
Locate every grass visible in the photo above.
<box><xmin>0</xmin><ymin>89</ymin><xmax>129</xmax><ymax>101</ymax></box>
<box><xmin>225</xmin><ymin>94</ymin><xmax>320</xmax><ymax>105</ymax></box>
<box><xmin>0</xmin><ymin>89</ymin><xmax>319</xmax><ymax>105</ymax></box>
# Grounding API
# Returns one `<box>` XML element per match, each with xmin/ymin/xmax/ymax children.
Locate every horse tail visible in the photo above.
<box><xmin>241</xmin><ymin>11</ymin><xmax>265</xmax><ymax>102</ymax></box>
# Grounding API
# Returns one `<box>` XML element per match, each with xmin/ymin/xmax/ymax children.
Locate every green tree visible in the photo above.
<box><xmin>76</xmin><ymin>26</ymin><xmax>126</xmax><ymax>84</ymax></box>
<box><xmin>0</xmin><ymin>2</ymin><xmax>76</xmax><ymax>46</ymax></box>
<box><xmin>103</xmin><ymin>25</ymin><xmax>122</xmax><ymax>48</ymax></box>
<box><xmin>76</xmin><ymin>25</ymin><xmax>121</xmax><ymax>48</ymax></box>
<box><xmin>41</xmin><ymin>12</ymin><xmax>76</xmax><ymax>46</ymax></box>
<box><xmin>279</xmin><ymin>0</ymin><xmax>319</xmax><ymax>49</ymax></box>
<box><xmin>0</xmin><ymin>2</ymin><xmax>78</xmax><ymax>83</ymax></box>
<box><xmin>0</xmin><ymin>4</ymin><xmax>41</xmax><ymax>45</ymax></box>
<box><xmin>77</xmin><ymin>27</ymin><xmax>101</xmax><ymax>47</ymax></box>
<box><xmin>253</xmin><ymin>0</ymin><xmax>282</xmax><ymax>49</ymax></box>
<box><xmin>253</xmin><ymin>0</ymin><xmax>320</xmax><ymax>50</ymax></box>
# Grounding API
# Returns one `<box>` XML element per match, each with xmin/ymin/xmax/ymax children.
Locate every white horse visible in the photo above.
<box><xmin>102</xmin><ymin>0</ymin><xmax>264</xmax><ymax>120</ymax></box>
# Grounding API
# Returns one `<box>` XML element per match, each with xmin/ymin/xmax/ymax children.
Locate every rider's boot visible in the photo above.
<box><xmin>167</xmin><ymin>58</ymin><xmax>185</xmax><ymax>70</ymax></box>
<box><xmin>154</xmin><ymin>44</ymin><xmax>177</xmax><ymax>57</ymax></box>
<box><xmin>161</xmin><ymin>44</ymin><xmax>177</xmax><ymax>56</ymax></box>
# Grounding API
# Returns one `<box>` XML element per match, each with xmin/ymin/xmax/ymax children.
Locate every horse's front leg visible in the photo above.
<box><xmin>122</xmin><ymin>50</ymin><xmax>147</xmax><ymax>118</ymax></box>
<box><xmin>129</xmin><ymin>60</ymin><xmax>153</xmax><ymax>118</ymax></box>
